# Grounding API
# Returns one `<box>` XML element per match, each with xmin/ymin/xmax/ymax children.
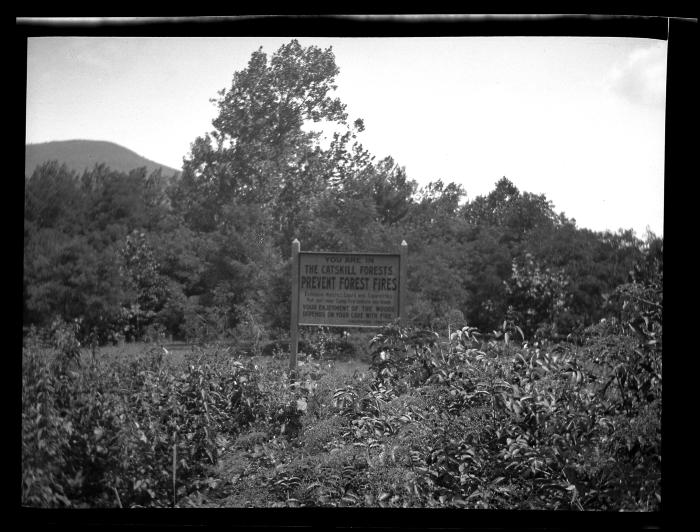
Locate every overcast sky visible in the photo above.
<box><xmin>25</xmin><ymin>35</ymin><xmax>666</xmax><ymax>237</ymax></box>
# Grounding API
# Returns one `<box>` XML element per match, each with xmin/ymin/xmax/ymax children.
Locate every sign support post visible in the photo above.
<box><xmin>400</xmin><ymin>240</ymin><xmax>407</xmax><ymax>321</ymax></box>
<box><xmin>290</xmin><ymin>239</ymin><xmax>300</xmax><ymax>376</ymax></box>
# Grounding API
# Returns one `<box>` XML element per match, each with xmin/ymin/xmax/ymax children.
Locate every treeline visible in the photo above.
<box><xmin>23</xmin><ymin>40</ymin><xmax>662</xmax><ymax>346</ymax></box>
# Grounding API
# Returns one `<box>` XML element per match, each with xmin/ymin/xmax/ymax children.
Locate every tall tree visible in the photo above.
<box><xmin>173</xmin><ymin>39</ymin><xmax>350</xmax><ymax>247</ymax></box>
<box><xmin>25</xmin><ymin>162</ymin><xmax>84</xmax><ymax>233</ymax></box>
<box><xmin>462</xmin><ymin>177</ymin><xmax>560</xmax><ymax>249</ymax></box>
<box><xmin>168</xmin><ymin>40</ymin><xmax>382</xmax><ymax>333</ymax></box>
<box><xmin>371</xmin><ymin>157</ymin><xmax>416</xmax><ymax>226</ymax></box>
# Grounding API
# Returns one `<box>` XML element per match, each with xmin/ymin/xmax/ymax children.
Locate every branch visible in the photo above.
<box><xmin>625</xmin><ymin>292</ymin><xmax>663</xmax><ymax>309</ymax></box>
<box><xmin>111</xmin><ymin>486</ymin><xmax>122</xmax><ymax>508</ymax></box>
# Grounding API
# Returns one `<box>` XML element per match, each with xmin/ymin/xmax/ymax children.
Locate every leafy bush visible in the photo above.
<box><xmin>369</xmin><ymin>321</ymin><xmax>440</xmax><ymax>393</ymax></box>
<box><xmin>328</xmin><ymin>260</ymin><xmax>661</xmax><ymax>511</ymax></box>
<box><xmin>23</xmin><ymin>252</ymin><xmax>661</xmax><ymax>510</ymax></box>
<box><xmin>22</xmin><ymin>342</ymin><xmax>268</xmax><ymax>507</ymax></box>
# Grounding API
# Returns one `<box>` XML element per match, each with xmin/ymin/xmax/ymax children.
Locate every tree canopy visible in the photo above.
<box><xmin>23</xmin><ymin>40</ymin><xmax>661</xmax><ymax>345</ymax></box>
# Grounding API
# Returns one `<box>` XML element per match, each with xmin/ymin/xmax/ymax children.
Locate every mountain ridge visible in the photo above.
<box><xmin>25</xmin><ymin>140</ymin><xmax>181</xmax><ymax>178</ymax></box>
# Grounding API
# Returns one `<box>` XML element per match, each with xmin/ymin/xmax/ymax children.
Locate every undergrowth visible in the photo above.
<box><xmin>22</xmin><ymin>274</ymin><xmax>661</xmax><ymax>510</ymax></box>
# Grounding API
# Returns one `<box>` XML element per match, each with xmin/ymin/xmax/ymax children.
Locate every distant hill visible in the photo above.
<box><xmin>25</xmin><ymin>140</ymin><xmax>181</xmax><ymax>178</ymax></box>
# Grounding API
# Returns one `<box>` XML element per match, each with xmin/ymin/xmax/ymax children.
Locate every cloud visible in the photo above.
<box><xmin>608</xmin><ymin>43</ymin><xmax>667</xmax><ymax>107</ymax></box>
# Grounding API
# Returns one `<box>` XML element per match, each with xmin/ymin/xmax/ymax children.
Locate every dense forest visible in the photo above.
<box><xmin>24</xmin><ymin>39</ymin><xmax>662</xmax><ymax>349</ymax></box>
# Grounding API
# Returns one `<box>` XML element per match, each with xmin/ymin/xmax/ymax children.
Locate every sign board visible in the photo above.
<box><xmin>298</xmin><ymin>252</ymin><xmax>401</xmax><ymax>327</ymax></box>
<box><xmin>288</xmin><ymin>240</ymin><xmax>407</xmax><ymax>373</ymax></box>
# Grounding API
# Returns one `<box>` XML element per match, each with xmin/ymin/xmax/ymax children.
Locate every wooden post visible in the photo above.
<box><xmin>290</xmin><ymin>239</ymin><xmax>300</xmax><ymax>376</ymax></box>
<box><xmin>399</xmin><ymin>240</ymin><xmax>407</xmax><ymax>322</ymax></box>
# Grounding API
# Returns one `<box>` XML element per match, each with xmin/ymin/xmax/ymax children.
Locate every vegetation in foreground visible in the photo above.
<box><xmin>22</xmin><ymin>262</ymin><xmax>661</xmax><ymax>510</ymax></box>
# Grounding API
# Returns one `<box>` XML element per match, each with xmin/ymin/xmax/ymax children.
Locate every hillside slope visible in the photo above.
<box><xmin>25</xmin><ymin>140</ymin><xmax>180</xmax><ymax>178</ymax></box>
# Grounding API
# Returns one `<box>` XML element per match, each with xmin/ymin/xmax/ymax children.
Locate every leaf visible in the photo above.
<box><xmin>467</xmin><ymin>490</ymin><xmax>482</xmax><ymax>500</ymax></box>
<box><xmin>511</xmin><ymin>401</ymin><xmax>522</xmax><ymax>416</ymax></box>
<box><xmin>305</xmin><ymin>482</ymin><xmax>322</xmax><ymax>493</ymax></box>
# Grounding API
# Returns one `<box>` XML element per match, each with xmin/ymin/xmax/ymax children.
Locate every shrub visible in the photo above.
<box><xmin>23</xmin><ymin>258</ymin><xmax>661</xmax><ymax>511</ymax></box>
<box><xmin>348</xmin><ymin>292</ymin><xmax>661</xmax><ymax>511</ymax></box>
<box><xmin>22</xmin><ymin>343</ymin><xmax>268</xmax><ymax>507</ymax></box>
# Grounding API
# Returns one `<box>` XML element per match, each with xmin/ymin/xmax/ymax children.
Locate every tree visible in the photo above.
<box><xmin>25</xmin><ymin>162</ymin><xmax>84</xmax><ymax>233</ymax></box>
<box><xmin>404</xmin><ymin>180</ymin><xmax>467</xmax><ymax>244</ymax></box>
<box><xmin>172</xmin><ymin>39</ymin><xmax>350</xmax><ymax>247</ymax></box>
<box><xmin>167</xmin><ymin>40</ymin><xmax>389</xmax><ymax>337</ymax></box>
<box><xmin>393</xmin><ymin>180</ymin><xmax>472</xmax><ymax>326</ymax></box>
<box><xmin>504</xmin><ymin>252</ymin><xmax>574</xmax><ymax>338</ymax></box>
<box><xmin>119</xmin><ymin>230</ymin><xmax>171</xmax><ymax>340</ymax></box>
<box><xmin>462</xmin><ymin>177</ymin><xmax>560</xmax><ymax>249</ymax></box>
<box><xmin>23</xmin><ymin>227</ymin><xmax>126</xmax><ymax>337</ymax></box>
<box><xmin>371</xmin><ymin>157</ymin><xmax>416</xmax><ymax>226</ymax></box>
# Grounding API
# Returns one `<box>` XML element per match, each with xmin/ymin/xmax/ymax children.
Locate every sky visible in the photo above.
<box><xmin>25</xmin><ymin>35</ymin><xmax>666</xmax><ymax>238</ymax></box>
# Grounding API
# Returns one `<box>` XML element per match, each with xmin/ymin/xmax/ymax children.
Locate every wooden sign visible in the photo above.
<box><xmin>289</xmin><ymin>240</ymin><xmax>407</xmax><ymax>372</ymax></box>
<box><xmin>298</xmin><ymin>252</ymin><xmax>401</xmax><ymax>327</ymax></box>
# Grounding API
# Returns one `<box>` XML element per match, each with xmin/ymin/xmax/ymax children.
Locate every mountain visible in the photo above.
<box><xmin>25</xmin><ymin>140</ymin><xmax>181</xmax><ymax>178</ymax></box>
